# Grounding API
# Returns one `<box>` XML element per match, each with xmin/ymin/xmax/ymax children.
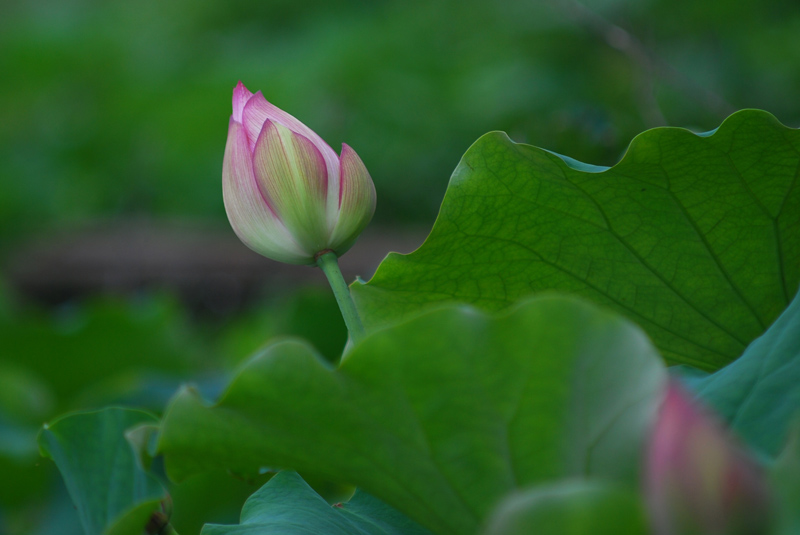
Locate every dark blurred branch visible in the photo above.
<box><xmin>551</xmin><ymin>0</ymin><xmax>735</xmax><ymax>126</ymax></box>
<box><xmin>5</xmin><ymin>220</ymin><xmax>425</xmax><ymax>316</ymax></box>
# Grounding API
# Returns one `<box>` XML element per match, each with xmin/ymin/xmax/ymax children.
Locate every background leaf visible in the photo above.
<box><xmin>352</xmin><ymin>110</ymin><xmax>800</xmax><ymax>371</ymax></box>
<box><xmin>0</xmin><ymin>296</ymin><xmax>195</xmax><ymax>413</ymax></box>
<box><xmin>158</xmin><ymin>295</ymin><xmax>666</xmax><ymax>535</ymax></box>
<box><xmin>482</xmin><ymin>480</ymin><xmax>647</xmax><ymax>535</ymax></box>
<box><xmin>201</xmin><ymin>471</ymin><xmax>432</xmax><ymax>535</ymax></box>
<box><xmin>38</xmin><ymin>408</ymin><xmax>167</xmax><ymax>535</ymax></box>
<box><xmin>693</xmin><ymin>289</ymin><xmax>800</xmax><ymax>456</ymax></box>
<box><xmin>770</xmin><ymin>421</ymin><xmax>800</xmax><ymax>535</ymax></box>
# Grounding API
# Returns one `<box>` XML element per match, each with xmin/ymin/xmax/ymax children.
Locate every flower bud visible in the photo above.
<box><xmin>645</xmin><ymin>381</ymin><xmax>772</xmax><ymax>535</ymax></box>
<box><xmin>222</xmin><ymin>82</ymin><xmax>376</xmax><ymax>265</ymax></box>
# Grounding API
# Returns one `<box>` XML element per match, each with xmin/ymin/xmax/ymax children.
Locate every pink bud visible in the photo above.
<box><xmin>645</xmin><ymin>381</ymin><xmax>772</xmax><ymax>535</ymax></box>
<box><xmin>223</xmin><ymin>81</ymin><xmax>376</xmax><ymax>265</ymax></box>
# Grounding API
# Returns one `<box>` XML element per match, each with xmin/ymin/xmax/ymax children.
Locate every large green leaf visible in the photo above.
<box><xmin>201</xmin><ymin>470</ymin><xmax>432</xmax><ymax>535</ymax></box>
<box><xmin>38</xmin><ymin>408</ymin><xmax>168</xmax><ymax>535</ymax></box>
<box><xmin>482</xmin><ymin>480</ymin><xmax>647</xmax><ymax>535</ymax></box>
<box><xmin>158</xmin><ymin>295</ymin><xmax>666</xmax><ymax>535</ymax></box>
<box><xmin>694</xmin><ymin>289</ymin><xmax>800</xmax><ymax>456</ymax></box>
<box><xmin>352</xmin><ymin>110</ymin><xmax>800</xmax><ymax>371</ymax></box>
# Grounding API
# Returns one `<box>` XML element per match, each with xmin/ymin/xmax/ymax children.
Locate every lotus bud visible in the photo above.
<box><xmin>222</xmin><ymin>81</ymin><xmax>376</xmax><ymax>265</ymax></box>
<box><xmin>645</xmin><ymin>381</ymin><xmax>772</xmax><ymax>535</ymax></box>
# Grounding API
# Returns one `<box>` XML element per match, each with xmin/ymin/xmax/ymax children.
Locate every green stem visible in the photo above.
<box><xmin>316</xmin><ymin>251</ymin><xmax>366</xmax><ymax>344</ymax></box>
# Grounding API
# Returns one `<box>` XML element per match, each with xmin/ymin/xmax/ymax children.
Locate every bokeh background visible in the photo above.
<box><xmin>1</xmin><ymin>0</ymin><xmax>799</xmax><ymax>532</ymax></box>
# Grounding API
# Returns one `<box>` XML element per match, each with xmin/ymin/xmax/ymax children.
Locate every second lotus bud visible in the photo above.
<box><xmin>645</xmin><ymin>381</ymin><xmax>772</xmax><ymax>535</ymax></box>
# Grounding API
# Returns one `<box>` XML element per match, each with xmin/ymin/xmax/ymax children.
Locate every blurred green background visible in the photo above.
<box><xmin>1</xmin><ymin>0</ymin><xmax>799</xmax><ymax>532</ymax></box>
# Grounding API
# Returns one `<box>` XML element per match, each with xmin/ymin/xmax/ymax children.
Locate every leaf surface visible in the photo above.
<box><xmin>694</xmin><ymin>289</ymin><xmax>800</xmax><ymax>456</ymax></box>
<box><xmin>352</xmin><ymin>110</ymin><xmax>800</xmax><ymax>370</ymax></box>
<box><xmin>158</xmin><ymin>295</ymin><xmax>666</xmax><ymax>535</ymax></box>
<box><xmin>483</xmin><ymin>480</ymin><xmax>647</xmax><ymax>535</ymax></box>
<box><xmin>38</xmin><ymin>408</ymin><xmax>167</xmax><ymax>535</ymax></box>
<box><xmin>201</xmin><ymin>471</ymin><xmax>432</xmax><ymax>535</ymax></box>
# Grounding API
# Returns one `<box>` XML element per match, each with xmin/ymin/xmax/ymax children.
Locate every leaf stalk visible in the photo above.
<box><xmin>316</xmin><ymin>251</ymin><xmax>366</xmax><ymax>346</ymax></box>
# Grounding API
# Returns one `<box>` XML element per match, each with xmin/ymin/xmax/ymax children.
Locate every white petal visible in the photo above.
<box><xmin>252</xmin><ymin>120</ymin><xmax>329</xmax><ymax>255</ymax></box>
<box><xmin>222</xmin><ymin>119</ymin><xmax>311</xmax><ymax>264</ymax></box>
<box><xmin>329</xmin><ymin>144</ymin><xmax>376</xmax><ymax>255</ymax></box>
<box><xmin>241</xmin><ymin>92</ymin><xmax>341</xmax><ymax>224</ymax></box>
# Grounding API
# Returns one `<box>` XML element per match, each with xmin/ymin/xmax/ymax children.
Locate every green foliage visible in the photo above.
<box><xmin>0</xmin><ymin>295</ymin><xmax>202</xmax><ymax>531</ymax></box>
<box><xmin>37</xmin><ymin>408</ymin><xmax>167</xmax><ymax>535</ymax></box>
<box><xmin>158</xmin><ymin>296</ymin><xmax>666</xmax><ymax>535</ymax></box>
<box><xmin>0</xmin><ymin>288</ymin><xmax>345</xmax><ymax>533</ymax></box>
<box><xmin>0</xmin><ymin>416</ymin><xmax>50</xmax><ymax>509</ymax></box>
<box><xmin>0</xmin><ymin>296</ymin><xmax>195</xmax><ymax>412</ymax></box>
<box><xmin>166</xmin><ymin>469</ymin><xmax>274</xmax><ymax>535</ymax></box>
<box><xmin>771</xmin><ymin>422</ymin><xmax>800</xmax><ymax>535</ymax></box>
<box><xmin>352</xmin><ymin>110</ymin><xmax>800</xmax><ymax>371</ymax></box>
<box><xmin>3</xmin><ymin>0</ymin><xmax>800</xmax><ymax>242</ymax></box>
<box><xmin>483</xmin><ymin>481</ymin><xmax>647</xmax><ymax>535</ymax></box>
<box><xmin>202</xmin><ymin>471</ymin><xmax>432</xmax><ymax>535</ymax></box>
<box><xmin>217</xmin><ymin>286</ymin><xmax>347</xmax><ymax>366</ymax></box>
<box><xmin>6</xmin><ymin>0</ymin><xmax>798</xmax><ymax>530</ymax></box>
<box><xmin>694</xmin><ymin>288</ymin><xmax>800</xmax><ymax>456</ymax></box>
<box><xmin>15</xmin><ymin>96</ymin><xmax>798</xmax><ymax>532</ymax></box>
<box><xmin>0</xmin><ymin>363</ymin><xmax>54</xmax><ymax>506</ymax></box>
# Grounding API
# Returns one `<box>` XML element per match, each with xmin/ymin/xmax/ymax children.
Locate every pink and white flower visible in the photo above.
<box><xmin>223</xmin><ymin>81</ymin><xmax>376</xmax><ymax>265</ymax></box>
